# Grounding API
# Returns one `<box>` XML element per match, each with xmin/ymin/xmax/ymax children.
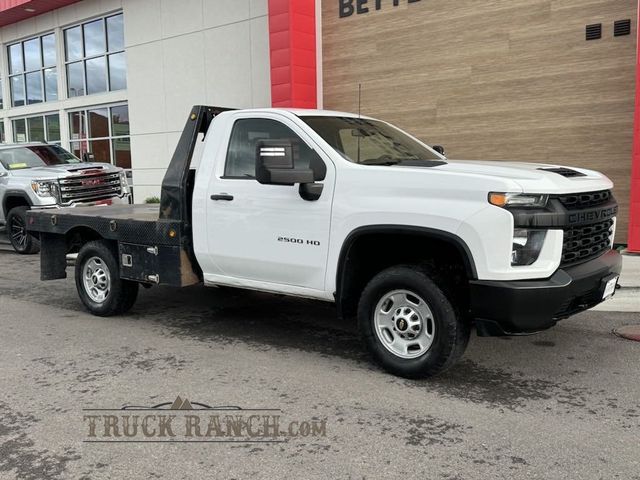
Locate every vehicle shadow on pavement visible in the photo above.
<box><xmin>0</xmin><ymin>244</ymin><xmax>636</xmax><ymax>415</ymax></box>
<box><xmin>126</xmin><ymin>284</ymin><xmax>637</xmax><ymax>413</ymax></box>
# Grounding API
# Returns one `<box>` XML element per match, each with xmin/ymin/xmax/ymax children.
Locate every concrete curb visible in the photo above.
<box><xmin>592</xmin><ymin>287</ymin><xmax>640</xmax><ymax>313</ymax></box>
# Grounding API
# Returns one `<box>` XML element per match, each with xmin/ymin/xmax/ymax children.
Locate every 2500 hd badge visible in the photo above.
<box><xmin>278</xmin><ymin>236</ymin><xmax>321</xmax><ymax>246</ymax></box>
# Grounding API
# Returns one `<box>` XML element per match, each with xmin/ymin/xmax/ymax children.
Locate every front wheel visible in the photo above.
<box><xmin>7</xmin><ymin>207</ymin><xmax>40</xmax><ymax>254</ymax></box>
<box><xmin>75</xmin><ymin>240</ymin><xmax>139</xmax><ymax>316</ymax></box>
<box><xmin>358</xmin><ymin>265</ymin><xmax>470</xmax><ymax>378</ymax></box>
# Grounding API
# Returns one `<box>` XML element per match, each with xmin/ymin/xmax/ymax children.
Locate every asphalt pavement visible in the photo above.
<box><xmin>0</xmin><ymin>233</ymin><xmax>639</xmax><ymax>479</ymax></box>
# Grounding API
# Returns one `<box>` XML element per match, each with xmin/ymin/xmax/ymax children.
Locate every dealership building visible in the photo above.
<box><xmin>0</xmin><ymin>0</ymin><xmax>639</xmax><ymax>249</ymax></box>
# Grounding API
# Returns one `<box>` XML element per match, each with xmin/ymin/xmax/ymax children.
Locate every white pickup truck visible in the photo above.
<box><xmin>27</xmin><ymin>106</ymin><xmax>622</xmax><ymax>378</ymax></box>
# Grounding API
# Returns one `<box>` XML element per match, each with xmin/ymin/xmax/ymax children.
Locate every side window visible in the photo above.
<box><xmin>224</xmin><ymin>118</ymin><xmax>325</xmax><ymax>179</ymax></box>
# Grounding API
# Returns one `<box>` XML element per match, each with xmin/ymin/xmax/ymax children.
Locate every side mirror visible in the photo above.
<box><xmin>82</xmin><ymin>152</ymin><xmax>95</xmax><ymax>162</ymax></box>
<box><xmin>0</xmin><ymin>171</ymin><xmax>7</xmax><ymax>178</ymax></box>
<box><xmin>432</xmin><ymin>145</ymin><xmax>445</xmax><ymax>156</ymax></box>
<box><xmin>255</xmin><ymin>140</ymin><xmax>314</xmax><ymax>186</ymax></box>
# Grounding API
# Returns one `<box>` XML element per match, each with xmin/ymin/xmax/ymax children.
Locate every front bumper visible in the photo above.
<box><xmin>470</xmin><ymin>249</ymin><xmax>622</xmax><ymax>336</ymax></box>
<box><xmin>35</xmin><ymin>194</ymin><xmax>131</xmax><ymax>210</ymax></box>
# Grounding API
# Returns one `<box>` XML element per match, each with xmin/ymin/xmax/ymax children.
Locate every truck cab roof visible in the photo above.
<box><xmin>219</xmin><ymin>107</ymin><xmax>373</xmax><ymax>120</ymax></box>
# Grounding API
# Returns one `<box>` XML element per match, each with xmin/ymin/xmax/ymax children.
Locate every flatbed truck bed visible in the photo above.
<box><xmin>26</xmin><ymin>106</ymin><xmax>229</xmax><ymax>288</ymax></box>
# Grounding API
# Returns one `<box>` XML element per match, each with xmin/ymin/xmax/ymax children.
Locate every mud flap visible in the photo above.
<box><xmin>40</xmin><ymin>233</ymin><xmax>67</xmax><ymax>280</ymax></box>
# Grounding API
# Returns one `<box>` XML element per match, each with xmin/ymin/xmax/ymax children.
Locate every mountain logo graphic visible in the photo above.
<box><xmin>170</xmin><ymin>396</ymin><xmax>194</xmax><ymax>410</ymax></box>
<box><xmin>120</xmin><ymin>396</ymin><xmax>244</xmax><ymax>411</ymax></box>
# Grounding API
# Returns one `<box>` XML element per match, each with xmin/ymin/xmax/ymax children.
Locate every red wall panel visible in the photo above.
<box><xmin>0</xmin><ymin>0</ymin><xmax>81</xmax><ymax>27</ymax></box>
<box><xmin>268</xmin><ymin>0</ymin><xmax>317</xmax><ymax>108</ymax></box>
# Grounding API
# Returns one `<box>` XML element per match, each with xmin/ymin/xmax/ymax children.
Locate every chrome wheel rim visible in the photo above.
<box><xmin>374</xmin><ymin>289</ymin><xmax>435</xmax><ymax>359</ymax></box>
<box><xmin>10</xmin><ymin>215</ymin><xmax>28</xmax><ymax>251</ymax></box>
<box><xmin>82</xmin><ymin>256</ymin><xmax>111</xmax><ymax>303</ymax></box>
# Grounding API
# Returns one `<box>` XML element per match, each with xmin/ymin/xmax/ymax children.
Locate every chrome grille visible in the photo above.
<box><xmin>58</xmin><ymin>171</ymin><xmax>122</xmax><ymax>203</ymax></box>
<box><xmin>561</xmin><ymin>219</ymin><xmax>613</xmax><ymax>266</ymax></box>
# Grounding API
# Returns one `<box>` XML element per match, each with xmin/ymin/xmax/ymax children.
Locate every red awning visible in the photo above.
<box><xmin>0</xmin><ymin>0</ymin><xmax>82</xmax><ymax>27</ymax></box>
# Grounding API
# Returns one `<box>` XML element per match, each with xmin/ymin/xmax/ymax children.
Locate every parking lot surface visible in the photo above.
<box><xmin>0</xmin><ymin>236</ymin><xmax>639</xmax><ymax>479</ymax></box>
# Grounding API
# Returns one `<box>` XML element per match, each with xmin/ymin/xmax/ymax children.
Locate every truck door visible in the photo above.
<box><xmin>203</xmin><ymin>114</ymin><xmax>335</xmax><ymax>293</ymax></box>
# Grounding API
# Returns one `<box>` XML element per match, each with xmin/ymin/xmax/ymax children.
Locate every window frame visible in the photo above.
<box><xmin>7</xmin><ymin>32</ymin><xmax>58</xmax><ymax>107</ymax></box>
<box><xmin>11</xmin><ymin>113</ymin><xmax>61</xmax><ymax>144</ymax></box>
<box><xmin>63</xmin><ymin>13</ymin><xmax>126</xmax><ymax>98</ymax></box>
<box><xmin>67</xmin><ymin>102</ymin><xmax>130</xmax><ymax>168</ymax></box>
<box><xmin>222</xmin><ymin>117</ymin><xmax>325</xmax><ymax>180</ymax></box>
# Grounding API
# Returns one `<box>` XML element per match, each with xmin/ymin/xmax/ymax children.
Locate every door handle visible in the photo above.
<box><xmin>210</xmin><ymin>193</ymin><xmax>234</xmax><ymax>201</ymax></box>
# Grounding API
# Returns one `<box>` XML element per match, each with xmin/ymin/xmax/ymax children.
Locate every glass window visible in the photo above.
<box><xmin>83</xmin><ymin>19</ymin><xmax>106</xmax><ymax>57</ymax></box>
<box><xmin>64</xmin><ymin>13</ymin><xmax>126</xmax><ymax>97</ymax></box>
<box><xmin>69</xmin><ymin>111</ymin><xmax>85</xmax><ymax>139</ymax></box>
<box><xmin>86</xmin><ymin>57</ymin><xmax>107</xmax><ymax>95</ymax></box>
<box><xmin>0</xmin><ymin>78</ymin><xmax>4</xmax><ymax>109</ymax></box>
<box><xmin>23</xmin><ymin>38</ymin><xmax>41</xmax><ymax>71</ymax></box>
<box><xmin>0</xmin><ymin>145</ymin><xmax>81</xmax><ymax>170</ymax></box>
<box><xmin>112</xmin><ymin>137</ymin><xmax>131</xmax><ymax>168</ymax></box>
<box><xmin>13</xmin><ymin>119</ymin><xmax>27</xmax><ymax>142</ymax></box>
<box><xmin>46</xmin><ymin>115</ymin><xmax>61</xmax><ymax>142</ymax></box>
<box><xmin>89</xmin><ymin>139</ymin><xmax>111</xmax><ymax>163</ymax></box>
<box><xmin>88</xmin><ymin>108</ymin><xmax>109</xmax><ymax>138</ymax></box>
<box><xmin>108</xmin><ymin>52</ymin><xmax>127</xmax><ymax>91</ymax></box>
<box><xmin>27</xmin><ymin>116</ymin><xmax>45</xmax><ymax>142</ymax></box>
<box><xmin>302</xmin><ymin>116</ymin><xmax>443</xmax><ymax>165</ymax></box>
<box><xmin>10</xmin><ymin>76</ymin><xmax>25</xmax><ymax>107</ymax></box>
<box><xmin>225</xmin><ymin>118</ymin><xmax>323</xmax><ymax>178</ymax></box>
<box><xmin>42</xmin><ymin>34</ymin><xmax>56</xmax><ymax>67</ymax></box>
<box><xmin>68</xmin><ymin>104</ymin><xmax>130</xmax><ymax>167</ymax></box>
<box><xmin>111</xmin><ymin>105</ymin><xmax>129</xmax><ymax>136</ymax></box>
<box><xmin>67</xmin><ymin>62</ymin><xmax>85</xmax><ymax>97</ymax></box>
<box><xmin>12</xmin><ymin>114</ymin><xmax>61</xmax><ymax>144</ymax></box>
<box><xmin>65</xmin><ymin>26</ymin><xmax>83</xmax><ymax>61</ymax></box>
<box><xmin>107</xmin><ymin>14</ymin><xmax>125</xmax><ymax>52</ymax></box>
<box><xmin>25</xmin><ymin>71</ymin><xmax>43</xmax><ymax>105</ymax></box>
<box><xmin>44</xmin><ymin>68</ymin><xmax>58</xmax><ymax>101</ymax></box>
<box><xmin>7</xmin><ymin>33</ymin><xmax>58</xmax><ymax>107</ymax></box>
<box><xmin>8</xmin><ymin>44</ymin><xmax>24</xmax><ymax>74</ymax></box>
<box><xmin>0</xmin><ymin>122</ymin><xmax>5</xmax><ymax>143</ymax></box>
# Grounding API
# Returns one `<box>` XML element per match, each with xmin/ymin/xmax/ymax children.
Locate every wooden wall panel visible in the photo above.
<box><xmin>322</xmin><ymin>0</ymin><xmax>637</xmax><ymax>241</ymax></box>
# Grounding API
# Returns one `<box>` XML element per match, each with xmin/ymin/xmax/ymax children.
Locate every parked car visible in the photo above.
<box><xmin>0</xmin><ymin>143</ymin><xmax>130</xmax><ymax>253</ymax></box>
<box><xmin>27</xmin><ymin>107</ymin><xmax>621</xmax><ymax>378</ymax></box>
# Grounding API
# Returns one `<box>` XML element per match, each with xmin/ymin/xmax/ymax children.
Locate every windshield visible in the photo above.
<box><xmin>0</xmin><ymin>145</ymin><xmax>81</xmax><ymax>170</ymax></box>
<box><xmin>301</xmin><ymin>116</ymin><xmax>444</xmax><ymax>166</ymax></box>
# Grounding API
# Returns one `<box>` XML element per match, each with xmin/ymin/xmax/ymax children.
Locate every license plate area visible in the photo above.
<box><xmin>601</xmin><ymin>274</ymin><xmax>619</xmax><ymax>300</ymax></box>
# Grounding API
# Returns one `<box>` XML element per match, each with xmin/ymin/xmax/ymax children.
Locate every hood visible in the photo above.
<box><xmin>8</xmin><ymin>162</ymin><xmax>119</xmax><ymax>180</ymax></box>
<box><xmin>434</xmin><ymin>159</ymin><xmax>614</xmax><ymax>194</ymax></box>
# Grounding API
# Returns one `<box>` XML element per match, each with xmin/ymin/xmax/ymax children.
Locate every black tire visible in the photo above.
<box><xmin>7</xmin><ymin>206</ymin><xmax>40</xmax><ymax>254</ymax></box>
<box><xmin>358</xmin><ymin>265</ymin><xmax>470</xmax><ymax>378</ymax></box>
<box><xmin>75</xmin><ymin>240</ymin><xmax>139</xmax><ymax>316</ymax></box>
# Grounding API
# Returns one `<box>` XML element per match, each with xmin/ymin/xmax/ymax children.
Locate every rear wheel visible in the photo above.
<box><xmin>75</xmin><ymin>240</ymin><xmax>139</xmax><ymax>316</ymax></box>
<box><xmin>7</xmin><ymin>207</ymin><xmax>40</xmax><ymax>254</ymax></box>
<box><xmin>358</xmin><ymin>265</ymin><xmax>470</xmax><ymax>378</ymax></box>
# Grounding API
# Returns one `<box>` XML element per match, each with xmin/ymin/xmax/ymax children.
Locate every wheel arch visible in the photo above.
<box><xmin>3</xmin><ymin>192</ymin><xmax>32</xmax><ymax>217</ymax></box>
<box><xmin>335</xmin><ymin>225</ymin><xmax>478</xmax><ymax>319</ymax></box>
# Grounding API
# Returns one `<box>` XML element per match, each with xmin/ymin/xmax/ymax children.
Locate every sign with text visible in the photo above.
<box><xmin>339</xmin><ymin>0</ymin><xmax>423</xmax><ymax>18</ymax></box>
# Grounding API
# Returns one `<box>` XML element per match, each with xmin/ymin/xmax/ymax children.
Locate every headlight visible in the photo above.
<box><xmin>511</xmin><ymin>229</ymin><xmax>547</xmax><ymax>266</ymax></box>
<box><xmin>119</xmin><ymin>170</ymin><xmax>130</xmax><ymax>195</ymax></box>
<box><xmin>31</xmin><ymin>180</ymin><xmax>60</xmax><ymax>201</ymax></box>
<box><xmin>489</xmin><ymin>192</ymin><xmax>549</xmax><ymax>208</ymax></box>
